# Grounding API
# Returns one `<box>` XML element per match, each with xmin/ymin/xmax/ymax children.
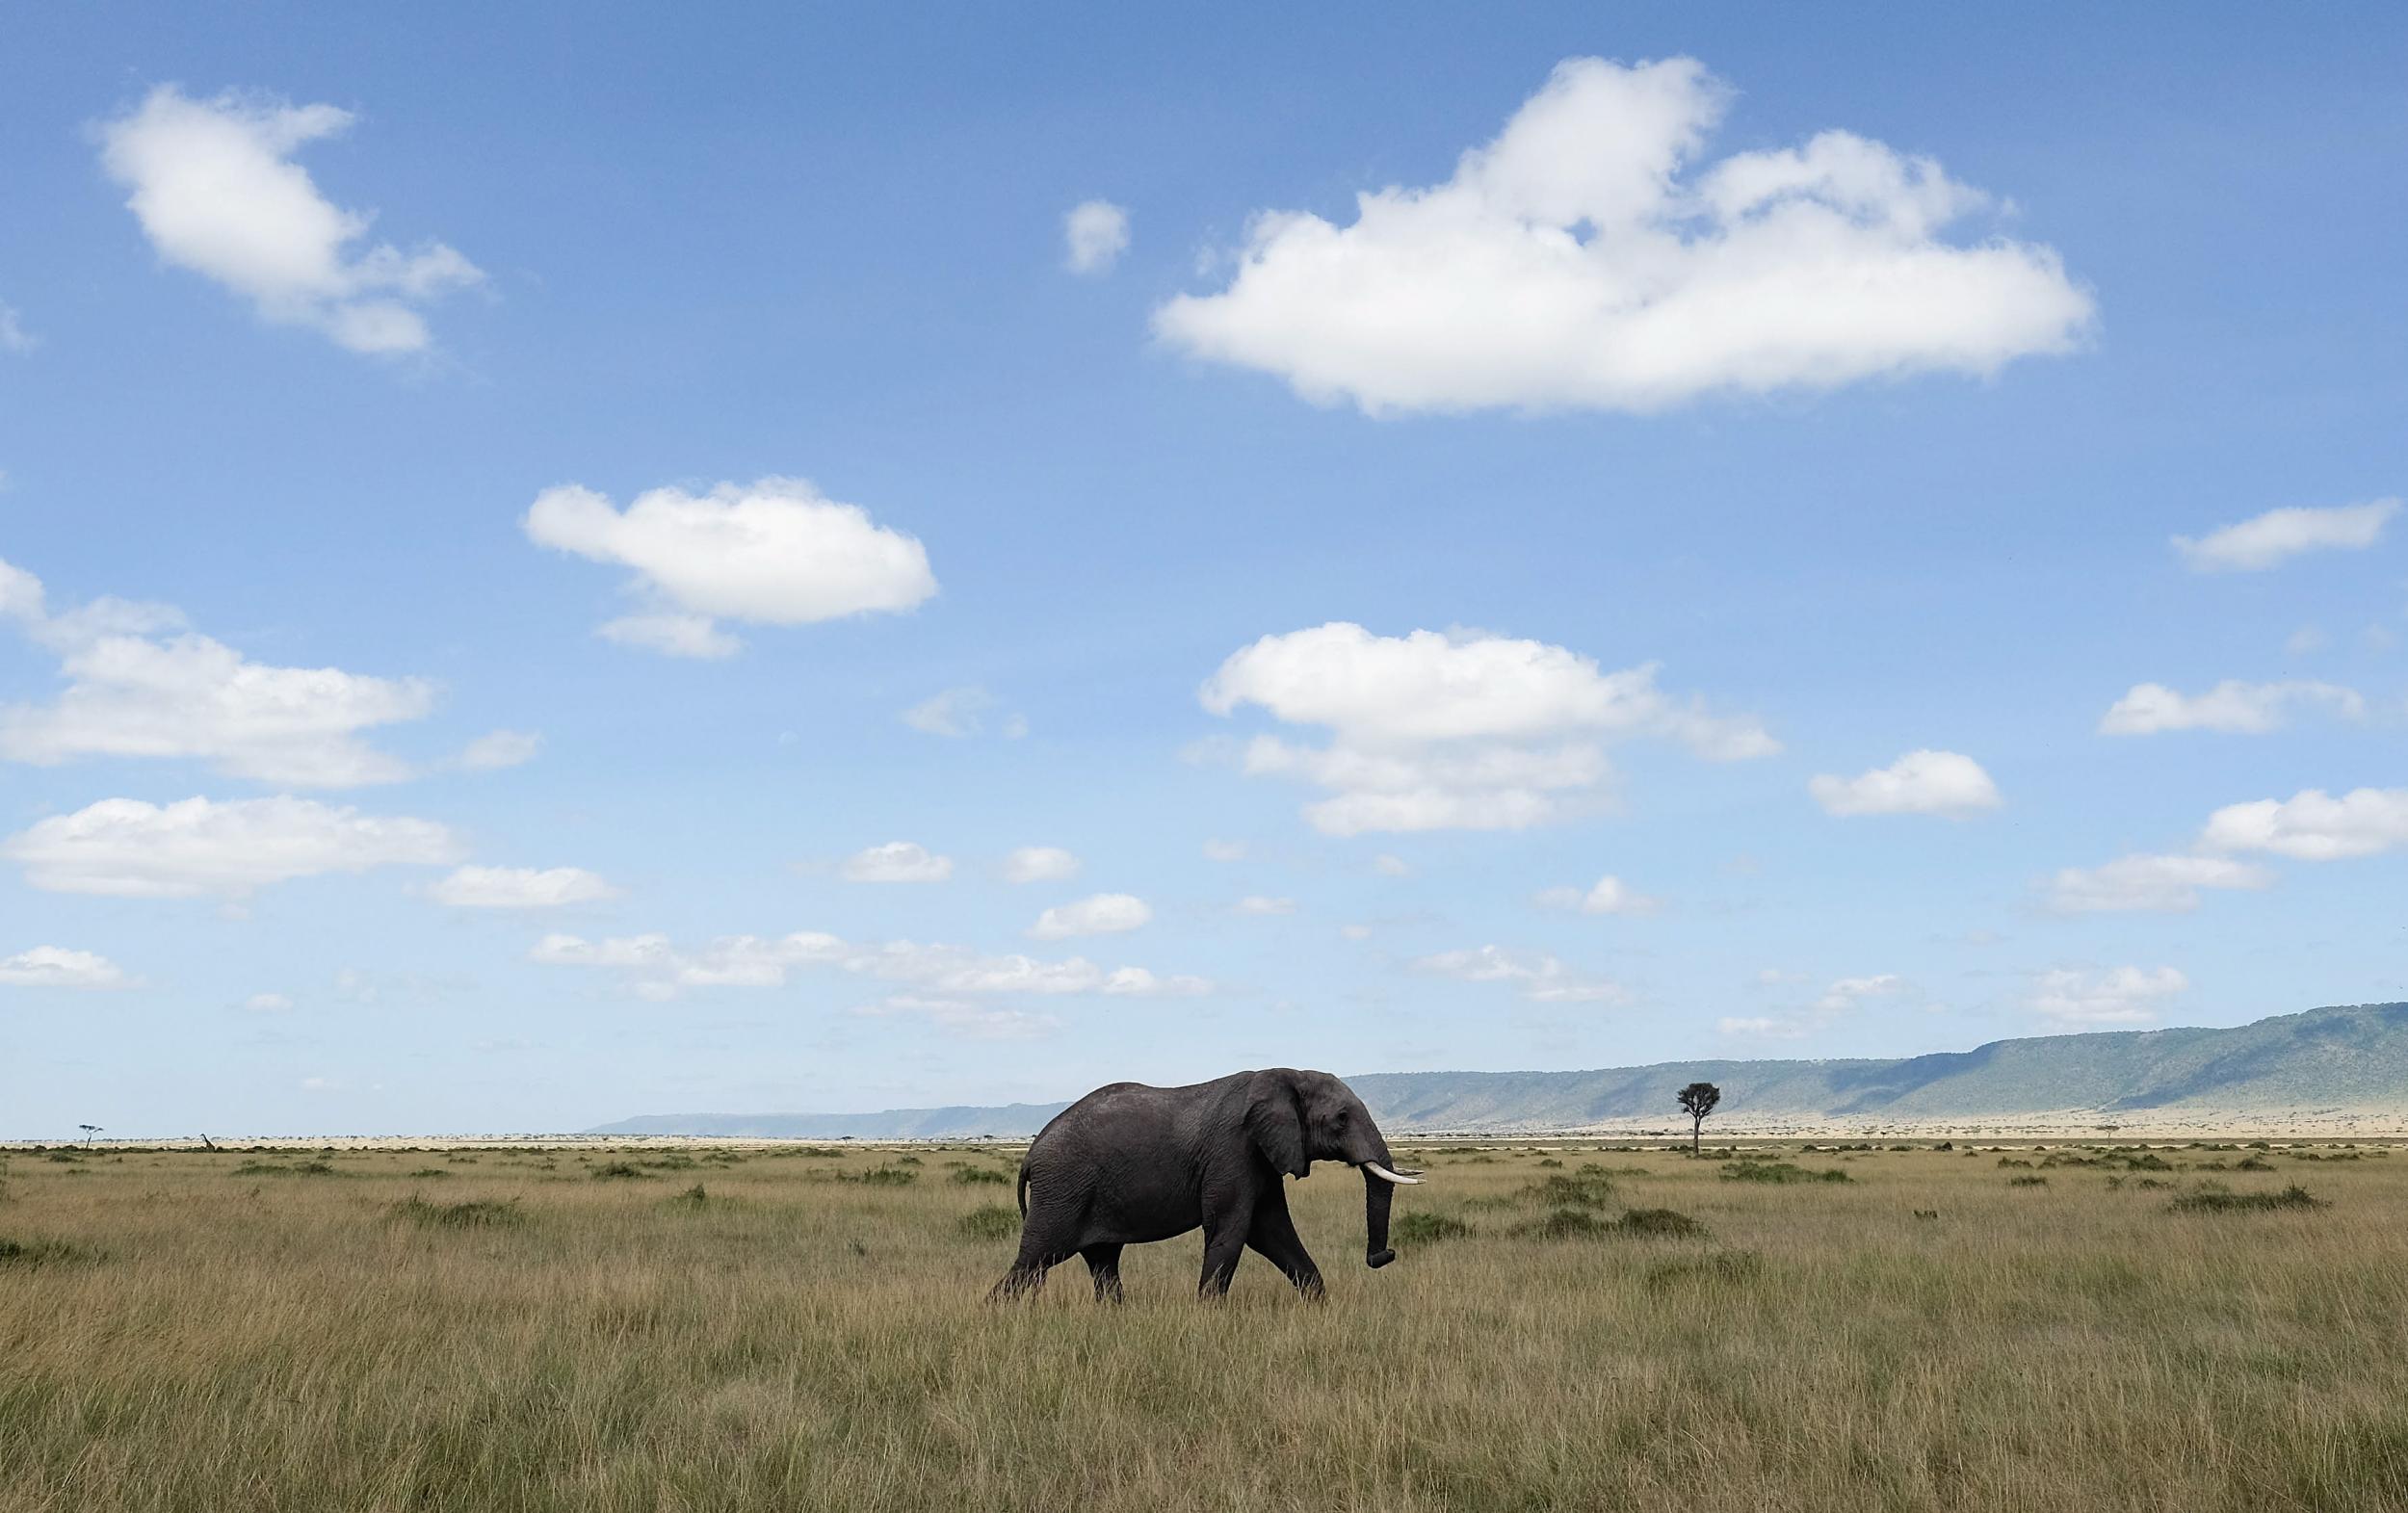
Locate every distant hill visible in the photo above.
<box><xmin>588</xmin><ymin>1002</ymin><xmax>2408</xmax><ymax>1137</ymax></box>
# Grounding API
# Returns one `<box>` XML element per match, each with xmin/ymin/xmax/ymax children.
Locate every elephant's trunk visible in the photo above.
<box><xmin>1363</xmin><ymin>1163</ymin><xmax>1396</xmax><ymax>1268</ymax></box>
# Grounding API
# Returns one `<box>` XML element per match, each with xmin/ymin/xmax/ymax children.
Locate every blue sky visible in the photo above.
<box><xmin>3</xmin><ymin>5</ymin><xmax>2404</xmax><ymax>1136</ymax></box>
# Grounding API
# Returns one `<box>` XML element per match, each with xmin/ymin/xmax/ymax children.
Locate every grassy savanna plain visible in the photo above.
<box><xmin>4</xmin><ymin>1138</ymin><xmax>2407</xmax><ymax>1512</ymax></box>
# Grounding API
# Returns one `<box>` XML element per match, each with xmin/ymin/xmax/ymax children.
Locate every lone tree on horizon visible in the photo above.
<box><xmin>1676</xmin><ymin>1083</ymin><xmax>1720</xmax><ymax>1156</ymax></box>
<box><xmin>77</xmin><ymin>1124</ymin><xmax>103</xmax><ymax>1149</ymax></box>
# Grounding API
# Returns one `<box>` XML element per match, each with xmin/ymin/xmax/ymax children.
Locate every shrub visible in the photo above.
<box><xmin>1394</xmin><ymin>1212</ymin><xmax>1476</xmax><ymax>1244</ymax></box>
<box><xmin>232</xmin><ymin>1160</ymin><xmax>340</xmax><ymax>1177</ymax></box>
<box><xmin>388</xmin><ymin>1195</ymin><xmax>522</xmax><ymax>1229</ymax></box>
<box><xmin>2171</xmin><ymin>1185</ymin><xmax>2324</xmax><ymax>1214</ymax></box>
<box><xmin>1719</xmin><ymin>1161</ymin><xmax>1851</xmax><ymax>1186</ymax></box>
<box><xmin>589</xmin><ymin>1162</ymin><xmax>648</xmax><ymax>1181</ymax></box>
<box><xmin>406</xmin><ymin>1168</ymin><xmax>451</xmax><ymax>1179</ymax></box>
<box><xmin>950</xmin><ymin>1166</ymin><xmax>1009</xmax><ymax>1186</ymax></box>
<box><xmin>838</xmin><ymin>1165</ymin><xmax>918</xmax><ymax>1187</ymax></box>
<box><xmin>2008</xmin><ymin>1176</ymin><xmax>2049</xmax><ymax>1187</ymax></box>
<box><xmin>1912</xmin><ymin>1210</ymin><xmax>1940</xmax><ymax>1221</ymax></box>
<box><xmin>1514</xmin><ymin>1207</ymin><xmax>1609</xmax><ymax>1239</ymax></box>
<box><xmin>1519</xmin><ymin>1173</ymin><xmax>1616</xmax><ymax>1208</ymax></box>
<box><xmin>957</xmin><ymin>1205</ymin><xmax>1019</xmax><ymax>1240</ymax></box>
<box><xmin>667</xmin><ymin>1185</ymin><xmax>709</xmax><ymax>1208</ymax></box>
<box><xmin>1616</xmin><ymin>1207</ymin><xmax>1707</xmax><ymax>1239</ymax></box>
<box><xmin>1535</xmin><ymin>1158</ymin><xmax>1564</xmax><ymax>1168</ymax></box>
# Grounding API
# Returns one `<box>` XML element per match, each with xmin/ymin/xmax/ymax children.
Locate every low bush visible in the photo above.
<box><xmin>589</xmin><ymin>1162</ymin><xmax>648</xmax><ymax>1181</ymax></box>
<box><xmin>838</xmin><ymin>1165</ymin><xmax>918</xmax><ymax>1187</ymax></box>
<box><xmin>1616</xmin><ymin>1207</ymin><xmax>1707</xmax><ymax>1239</ymax></box>
<box><xmin>2171</xmin><ymin>1185</ymin><xmax>2325</xmax><ymax>1214</ymax></box>
<box><xmin>1394</xmin><ymin>1212</ymin><xmax>1476</xmax><ymax>1243</ymax></box>
<box><xmin>957</xmin><ymin>1205</ymin><xmax>1019</xmax><ymax>1240</ymax></box>
<box><xmin>1719</xmin><ymin>1161</ymin><xmax>1851</xmax><ymax>1186</ymax></box>
<box><xmin>950</xmin><ymin>1166</ymin><xmax>1009</xmax><ymax>1186</ymax></box>
<box><xmin>1519</xmin><ymin>1173</ymin><xmax>1616</xmax><ymax>1208</ymax></box>
<box><xmin>0</xmin><ymin>1238</ymin><xmax>100</xmax><ymax>1266</ymax></box>
<box><xmin>1643</xmin><ymin>1250</ymin><xmax>1764</xmax><ymax>1291</ymax></box>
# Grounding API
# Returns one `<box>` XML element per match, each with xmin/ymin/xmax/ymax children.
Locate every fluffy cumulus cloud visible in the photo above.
<box><xmin>1412</xmin><ymin>945</ymin><xmax>1625</xmax><ymax>1004</ymax></box>
<box><xmin>96</xmin><ymin>86</ymin><xmax>483</xmax><ymax>354</ymax></box>
<box><xmin>2044</xmin><ymin>852</ymin><xmax>2273</xmax><ymax>914</ymax></box>
<box><xmin>1719</xmin><ymin>972</ymin><xmax>1902</xmax><ymax>1037</ymax></box>
<box><xmin>2199</xmin><ymin>787</ymin><xmax>2408</xmax><ymax>861</ymax></box>
<box><xmin>2173</xmin><ymin>500</ymin><xmax>2398</xmax><ymax>573</ymax></box>
<box><xmin>902</xmin><ymin>686</ymin><xmax>1024</xmax><ymax>740</ymax></box>
<box><xmin>841</xmin><ymin>842</ymin><xmax>954</xmax><ymax>883</ymax></box>
<box><xmin>524</xmin><ymin>478</ymin><xmax>936</xmax><ymax>657</ymax></box>
<box><xmin>1233</xmin><ymin>895</ymin><xmax>1296</xmax><ymax>916</ymax></box>
<box><xmin>1001</xmin><ymin>846</ymin><xmax>1081</xmax><ymax>884</ymax></box>
<box><xmin>456</xmin><ymin>729</ymin><xmax>541</xmax><ymax>770</ymax></box>
<box><xmin>2030</xmin><ymin>966</ymin><xmax>2186</xmax><ymax>1026</ymax></box>
<box><xmin>1063</xmin><ymin>199</ymin><xmax>1131</xmax><ymax>274</ymax></box>
<box><xmin>0</xmin><ymin>947</ymin><xmax>130</xmax><ymax>990</ymax></box>
<box><xmin>1155</xmin><ymin>57</ymin><xmax>2090</xmax><ymax>415</ymax></box>
<box><xmin>533</xmin><ymin>928</ymin><xmax>1209</xmax><ymax>1003</ymax></box>
<box><xmin>1809</xmin><ymin>749</ymin><xmax>2001</xmax><ymax>818</ymax></box>
<box><xmin>2099</xmin><ymin>679</ymin><xmax>2364</xmax><ymax>736</ymax></box>
<box><xmin>1535</xmin><ymin>874</ymin><xmax>1659</xmax><ymax>915</ymax></box>
<box><xmin>429</xmin><ymin>865</ymin><xmax>618</xmax><ymax>909</ymax></box>
<box><xmin>3</xmin><ymin>795</ymin><xmax>461</xmax><ymax>898</ymax></box>
<box><xmin>1029</xmin><ymin>892</ymin><xmax>1151</xmax><ymax>940</ymax></box>
<box><xmin>1201</xmin><ymin>622</ymin><xmax>1774</xmax><ymax>834</ymax></box>
<box><xmin>0</xmin><ymin>556</ymin><xmax>435</xmax><ymax>787</ymax></box>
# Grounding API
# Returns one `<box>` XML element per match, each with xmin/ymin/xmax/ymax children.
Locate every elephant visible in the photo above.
<box><xmin>989</xmin><ymin>1067</ymin><xmax>1423</xmax><ymax>1301</ymax></box>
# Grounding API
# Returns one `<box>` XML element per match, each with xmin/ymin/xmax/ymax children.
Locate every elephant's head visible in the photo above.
<box><xmin>1243</xmin><ymin>1068</ymin><xmax>1423</xmax><ymax>1269</ymax></box>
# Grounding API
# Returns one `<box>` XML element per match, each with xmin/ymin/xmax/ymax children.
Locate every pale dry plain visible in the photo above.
<box><xmin>4</xmin><ymin>1138</ymin><xmax>2406</xmax><ymax>1512</ymax></box>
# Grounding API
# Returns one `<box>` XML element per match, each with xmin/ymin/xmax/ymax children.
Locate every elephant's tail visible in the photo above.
<box><xmin>1015</xmin><ymin>1161</ymin><xmax>1030</xmax><ymax>1217</ymax></box>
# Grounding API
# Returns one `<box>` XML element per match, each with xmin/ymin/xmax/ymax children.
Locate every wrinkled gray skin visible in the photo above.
<box><xmin>991</xmin><ymin>1067</ymin><xmax>1408</xmax><ymax>1302</ymax></box>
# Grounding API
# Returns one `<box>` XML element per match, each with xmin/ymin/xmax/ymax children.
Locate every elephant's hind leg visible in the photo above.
<box><xmin>1196</xmin><ymin>1216</ymin><xmax>1252</xmax><ymax>1299</ymax></box>
<box><xmin>1081</xmin><ymin>1243</ymin><xmax>1126</xmax><ymax>1303</ymax></box>
<box><xmin>989</xmin><ymin>1223</ymin><xmax>1076</xmax><ymax>1301</ymax></box>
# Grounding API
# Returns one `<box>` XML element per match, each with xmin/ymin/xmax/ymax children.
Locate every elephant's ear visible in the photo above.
<box><xmin>1244</xmin><ymin>1071</ymin><xmax>1310</xmax><ymax>1179</ymax></box>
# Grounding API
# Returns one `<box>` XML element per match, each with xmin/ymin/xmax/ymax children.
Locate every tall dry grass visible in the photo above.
<box><xmin>3</xmin><ymin>1138</ymin><xmax>2405</xmax><ymax>1511</ymax></box>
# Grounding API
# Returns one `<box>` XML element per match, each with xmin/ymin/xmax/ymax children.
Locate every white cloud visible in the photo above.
<box><xmin>242</xmin><ymin>992</ymin><xmax>293</xmax><ymax>1013</ymax></box>
<box><xmin>2044</xmin><ymin>852</ymin><xmax>2273</xmax><ymax>914</ymax></box>
<box><xmin>1234</xmin><ymin>895</ymin><xmax>1296</xmax><ymax>916</ymax></box>
<box><xmin>2200</xmin><ymin>788</ymin><xmax>2408</xmax><ymax>861</ymax></box>
<box><xmin>1411</xmin><ymin>945</ymin><xmax>1625</xmax><ymax>1004</ymax></box>
<box><xmin>842</xmin><ymin>842</ymin><xmax>954</xmax><ymax>883</ymax></box>
<box><xmin>853</xmin><ymin>994</ymin><xmax>1061</xmax><ymax>1041</ymax></box>
<box><xmin>1722</xmin><ymin>973</ymin><xmax>1901</xmax><ymax>1038</ymax></box>
<box><xmin>1155</xmin><ymin>57</ymin><xmax>2089</xmax><ymax>415</ymax></box>
<box><xmin>1030</xmin><ymin>892</ymin><xmax>1151</xmax><ymax>940</ymax></box>
<box><xmin>1202</xmin><ymin>839</ymin><xmax>1249</xmax><ymax>862</ymax></box>
<box><xmin>2099</xmin><ymin>679</ymin><xmax>2363</xmax><ymax>736</ymax></box>
<box><xmin>0</xmin><ymin>947</ymin><xmax>129</xmax><ymax>990</ymax></box>
<box><xmin>595</xmin><ymin>613</ymin><xmax>740</xmax><ymax>660</ymax></box>
<box><xmin>0</xmin><ymin>301</ymin><xmax>37</xmax><ymax>354</ymax></box>
<box><xmin>429</xmin><ymin>865</ymin><xmax>619</xmax><ymax>909</ymax></box>
<box><xmin>2286</xmin><ymin>626</ymin><xmax>2328</xmax><ymax>656</ymax></box>
<box><xmin>1201</xmin><ymin>622</ymin><xmax>1773</xmax><ymax>834</ymax></box>
<box><xmin>1810</xmin><ymin>749</ymin><xmax>2000</xmax><ymax>818</ymax></box>
<box><xmin>2030</xmin><ymin>965</ymin><xmax>2186</xmax><ymax>1025</ymax></box>
<box><xmin>1372</xmin><ymin>853</ymin><xmax>1413</xmax><ymax>877</ymax></box>
<box><xmin>1064</xmin><ymin>199</ymin><xmax>1131</xmax><ymax>274</ymax></box>
<box><xmin>525</xmin><ymin>478</ymin><xmax>936</xmax><ymax>656</ymax></box>
<box><xmin>0</xmin><ymin>556</ymin><xmax>434</xmax><ymax>787</ymax></box>
<box><xmin>457</xmin><ymin>730</ymin><xmax>541</xmax><ymax>770</ymax></box>
<box><xmin>903</xmin><ymin>686</ymin><xmax>1022</xmax><ymax>739</ymax></box>
<box><xmin>1001</xmin><ymin>846</ymin><xmax>1081</xmax><ymax>884</ymax></box>
<box><xmin>534</xmin><ymin>928</ymin><xmax>1209</xmax><ymax>1001</ymax></box>
<box><xmin>2174</xmin><ymin>500</ymin><xmax>2398</xmax><ymax>572</ymax></box>
<box><xmin>96</xmin><ymin>86</ymin><xmax>483</xmax><ymax>354</ymax></box>
<box><xmin>1535</xmin><ymin>874</ymin><xmax>1658</xmax><ymax>915</ymax></box>
<box><xmin>3</xmin><ymin>796</ymin><xmax>461</xmax><ymax>898</ymax></box>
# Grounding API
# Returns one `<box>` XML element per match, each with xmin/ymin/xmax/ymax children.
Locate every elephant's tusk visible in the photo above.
<box><xmin>1364</xmin><ymin>1161</ymin><xmax>1423</xmax><ymax>1186</ymax></box>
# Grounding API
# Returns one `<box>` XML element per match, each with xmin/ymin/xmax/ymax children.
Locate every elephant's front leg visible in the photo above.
<box><xmin>1196</xmin><ymin>1213</ymin><xmax>1253</xmax><ymax>1298</ymax></box>
<box><xmin>1244</xmin><ymin>1191</ymin><xmax>1324</xmax><ymax>1300</ymax></box>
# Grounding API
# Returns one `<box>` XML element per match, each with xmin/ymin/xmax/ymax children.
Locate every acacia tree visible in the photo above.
<box><xmin>1675</xmin><ymin>1083</ymin><xmax>1720</xmax><ymax>1156</ymax></box>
